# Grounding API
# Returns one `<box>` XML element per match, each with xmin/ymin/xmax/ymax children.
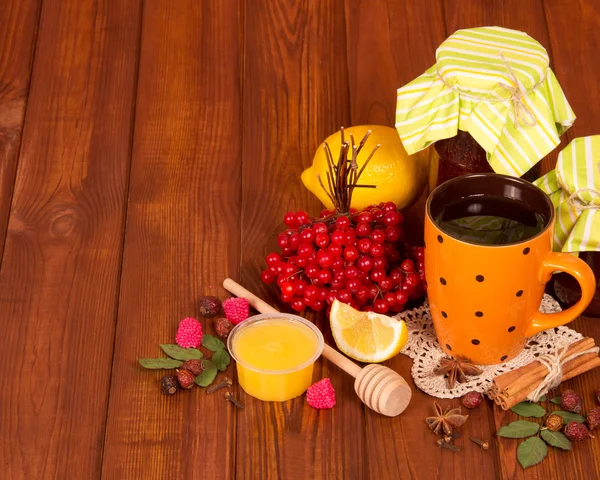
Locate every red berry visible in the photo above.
<box><xmin>331</xmin><ymin>276</ymin><xmax>345</xmax><ymax>289</ymax></box>
<box><xmin>372</xmin><ymin>257</ymin><xmax>388</xmax><ymax>270</ymax></box>
<box><xmin>400</xmin><ymin>259</ymin><xmax>415</xmax><ymax>273</ymax></box>
<box><xmin>281</xmin><ymin>247</ymin><xmax>293</xmax><ymax>256</ymax></box>
<box><xmin>355</xmin><ymin>286</ymin><xmax>369</xmax><ymax>302</ymax></box>
<box><xmin>413</xmin><ymin>246</ymin><xmax>425</xmax><ymax>260</ymax></box>
<box><xmin>355</xmin><ymin>222</ymin><xmax>372</xmax><ymax>237</ymax></box>
<box><xmin>317</xmin><ymin>287</ymin><xmax>328</xmax><ymax>302</ymax></box>
<box><xmin>370</xmin><ymin>229</ymin><xmax>385</xmax><ymax>244</ymax></box>
<box><xmin>395</xmin><ymin>290</ymin><xmax>409</xmax><ymax>304</ymax></box>
<box><xmin>320</xmin><ymin>209</ymin><xmax>333</xmax><ymax>217</ymax></box>
<box><xmin>277</xmin><ymin>235</ymin><xmax>289</xmax><ymax>249</ymax></box>
<box><xmin>300</xmin><ymin>228</ymin><xmax>315</xmax><ymax>245</ymax></box>
<box><xmin>384</xmin><ymin>292</ymin><xmax>396</xmax><ymax>306</ymax></box>
<box><xmin>357</xmin><ymin>211</ymin><xmax>373</xmax><ymax>223</ymax></box>
<box><xmin>295</xmin><ymin>256</ymin><xmax>308</xmax><ymax>267</ymax></box>
<box><xmin>373</xmin><ymin>299</ymin><xmax>389</xmax><ymax>313</ymax></box>
<box><xmin>385</xmin><ymin>226</ymin><xmax>403</xmax><ymax>243</ymax></box>
<box><xmin>328</xmin><ymin>244</ymin><xmax>343</xmax><ymax>257</ymax></box>
<box><xmin>344</xmin><ymin>229</ymin><xmax>356</xmax><ymax>246</ymax></box>
<box><xmin>261</xmin><ymin>270</ymin><xmax>276</xmax><ymax>284</ymax></box>
<box><xmin>337</xmin><ymin>289</ymin><xmax>352</xmax><ymax>304</ymax></box>
<box><xmin>284</xmin><ymin>212</ymin><xmax>297</xmax><ymax>227</ymax></box>
<box><xmin>405</xmin><ymin>273</ymin><xmax>420</xmax><ymax>287</ymax></box>
<box><xmin>295</xmin><ymin>211</ymin><xmax>309</xmax><ymax>225</ymax></box>
<box><xmin>326</xmin><ymin>291</ymin><xmax>337</xmax><ymax>304</ymax></box>
<box><xmin>370</xmin><ymin>244</ymin><xmax>385</xmax><ymax>257</ymax></box>
<box><xmin>289</xmin><ymin>233</ymin><xmax>301</xmax><ymax>249</ymax></box>
<box><xmin>305</xmin><ymin>264</ymin><xmax>320</xmax><ymax>278</ymax></box>
<box><xmin>291</xmin><ymin>298</ymin><xmax>305</xmax><ymax>312</ymax></box>
<box><xmin>336</xmin><ymin>216</ymin><xmax>350</xmax><ymax>230</ymax></box>
<box><xmin>357</xmin><ymin>238</ymin><xmax>372</xmax><ymax>253</ymax></box>
<box><xmin>357</xmin><ymin>256</ymin><xmax>374</xmax><ymax>272</ymax></box>
<box><xmin>266</xmin><ymin>252</ymin><xmax>281</xmax><ymax>266</ymax></box>
<box><xmin>371</xmin><ymin>268</ymin><xmax>386</xmax><ymax>283</ymax></box>
<box><xmin>313</xmin><ymin>222</ymin><xmax>328</xmax><ymax>234</ymax></box>
<box><xmin>345</xmin><ymin>279</ymin><xmax>360</xmax><ymax>293</ymax></box>
<box><xmin>331</xmin><ymin>230</ymin><xmax>345</xmax><ymax>245</ymax></box>
<box><xmin>367</xmin><ymin>285</ymin><xmax>379</xmax><ymax>299</ymax></box>
<box><xmin>281</xmin><ymin>291</ymin><xmax>294</xmax><ymax>302</ymax></box>
<box><xmin>344</xmin><ymin>245</ymin><xmax>359</xmax><ymax>262</ymax></box>
<box><xmin>315</xmin><ymin>233</ymin><xmax>330</xmax><ymax>248</ymax></box>
<box><xmin>401</xmin><ymin>283</ymin><xmax>416</xmax><ymax>295</ymax></box>
<box><xmin>280</xmin><ymin>281</ymin><xmax>294</xmax><ymax>296</ymax></box>
<box><xmin>293</xmin><ymin>279</ymin><xmax>307</xmax><ymax>295</ymax></box>
<box><xmin>304</xmin><ymin>285</ymin><xmax>319</xmax><ymax>299</ymax></box>
<box><xmin>382</xmin><ymin>201</ymin><xmax>397</xmax><ymax>213</ymax></box>
<box><xmin>383</xmin><ymin>211</ymin><xmax>401</xmax><ymax>226</ymax></box>
<box><xmin>317</xmin><ymin>250</ymin><xmax>334</xmax><ymax>268</ymax></box>
<box><xmin>379</xmin><ymin>278</ymin><xmax>393</xmax><ymax>291</ymax></box>
<box><xmin>310</xmin><ymin>300</ymin><xmax>325</xmax><ymax>311</ymax></box>
<box><xmin>297</xmin><ymin>244</ymin><xmax>314</xmax><ymax>259</ymax></box>
<box><xmin>372</xmin><ymin>208</ymin><xmax>384</xmax><ymax>220</ymax></box>
<box><xmin>317</xmin><ymin>268</ymin><xmax>332</xmax><ymax>285</ymax></box>
<box><xmin>344</xmin><ymin>265</ymin><xmax>359</xmax><ymax>279</ymax></box>
<box><xmin>389</xmin><ymin>268</ymin><xmax>405</xmax><ymax>285</ymax></box>
<box><xmin>332</xmin><ymin>257</ymin><xmax>345</xmax><ymax>271</ymax></box>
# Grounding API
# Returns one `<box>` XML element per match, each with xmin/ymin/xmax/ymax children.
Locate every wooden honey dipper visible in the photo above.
<box><xmin>223</xmin><ymin>278</ymin><xmax>412</xmax><ymax>417</ymax></box>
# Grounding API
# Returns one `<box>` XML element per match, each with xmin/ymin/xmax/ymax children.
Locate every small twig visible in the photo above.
<box><xmin>225</xmin><ymin>392</ymin><xmax>244</xmax><ymax>409</ymax></box>
<box><xmin>469</xmin><ymin>437</ymin><xmax>489</xmax><ymax>450</ymax></box>
<box><xmin>206</xmin><ymin>377</ymin><xmax>232</xmax><ymax>394</ymax></box>
<box><xmin>317</xmin><ymin>174</ymin><xmax>337</xmax><ymax>208</ymax></box>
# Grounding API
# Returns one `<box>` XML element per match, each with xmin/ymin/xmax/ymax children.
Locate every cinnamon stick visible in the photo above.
<box><xmin>488</xmin><ymin>337</ymin><xmax>599</xmax><ymax>410</ymax></box>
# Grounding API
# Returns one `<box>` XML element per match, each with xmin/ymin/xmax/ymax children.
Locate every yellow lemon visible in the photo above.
<box><xmin>301</xmin><ymin>125</ymin><xmax>428</xmax><ymax>211</ymax></box>
<box><xmin>329</xmin><ymin>299</ymin><xmax>408</xmax><ymax>363</ymax></box>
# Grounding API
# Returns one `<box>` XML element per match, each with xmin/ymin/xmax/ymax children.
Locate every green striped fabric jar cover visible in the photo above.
<box><xmin>534</xmin><ymin>136</ymin><xmax>600</xmax><ymax>254</ymax></box>
<box><xmin>395</xmin><ymin>26</ymin><xmax>575</xmax><ymax>177</ymax></box>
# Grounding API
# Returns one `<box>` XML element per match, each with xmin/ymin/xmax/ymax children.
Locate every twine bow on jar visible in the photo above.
<box><xmin>568</xmin><ymin>187</ymin><xmax>600</xmax><ymax>210</ymax></box>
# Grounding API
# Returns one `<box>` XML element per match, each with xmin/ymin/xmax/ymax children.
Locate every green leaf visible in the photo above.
<box><xmin>212</xmin><ymin>349</ymin><xmax>231</xmax><ymax>371</ymax></box>
<box><xmin>511</xmin><ymin>402</ymin><xmax>546</xmax><ymax>418</ymax></box>
<box><xmin>497</xmin><ymin>420</ymin><xmax>540</xmax><ymax>438</ymax></box>
<box><xmin>138</xmin><ymin>358</ymin><xmax>183</xmax><ymax>369</ymax></box>
<box><xmin>202</xmin><ymin>334</ymin><xmax>226</xmax><ymax>352</ymax></box>
<box><xmin>538</xmin><ymin>395</ymin><xmax>547</xmax><ymax>402</ymax></box>
<box><xmin>517</xmin><ymin>437</ymin><xmax>547</xmax><ymax>469</ymax></box>
<box><xmin>160</xmin><ymin>344</ymin><xmax>203</xmax><ymax>361</ymax></box>
<box><xmin>540</xmin><ymin>430</ymin><xmax>572</xmax><ymax>451</ymax></box>
<box><xmin>552</xmin><ymin>411</ymin><xmax>586</xmax><ymax>424</ymax></box>
<box><xmin>550</xmin><ymin>396</ymin><xmax>562</xmax><ymax>405</ymax></box>
<box><xmin>195</xmin><ymin>360</ymin><xmax>218</xmax><ymax>387</ymax></box>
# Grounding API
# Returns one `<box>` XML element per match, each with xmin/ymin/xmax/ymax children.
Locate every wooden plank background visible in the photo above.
<box><xmin>1</xmin><ymin>0</ymin><xmax>599</xmax><ymax>478</ymax></box>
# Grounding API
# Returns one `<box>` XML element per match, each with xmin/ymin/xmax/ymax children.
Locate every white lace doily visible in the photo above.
<box><xmin>397</xmin><ymin>294</ymin><xmax>583</xmax><ymax>398</ymax></box>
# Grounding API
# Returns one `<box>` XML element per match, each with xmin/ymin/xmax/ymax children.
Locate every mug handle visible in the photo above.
<box><xmin>525</xmin><ymin>252</ymin><xmax>596</xmax><ymax>338</ymax></box>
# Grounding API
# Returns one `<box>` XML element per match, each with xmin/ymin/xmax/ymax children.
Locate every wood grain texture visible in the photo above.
<box><xmin>0</xmin><ymin>0</ymin><xmax>140</xmax><ymax>478</ymax></box>
<box><xmin>239</xmin><ymin>0</ymin><xmax>368</xmax><ymax>478</ymax></box>
<box><xmin>0</xmin><ymin>0</ymin><xmax>42</xmax><ymax>260</ymax></box>
<box><xmin>100</xmin><ymin>1</ymin><xmax>241</xmax><ymax>478</ymax></box>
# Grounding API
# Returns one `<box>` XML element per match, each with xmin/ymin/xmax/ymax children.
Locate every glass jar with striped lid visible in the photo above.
<box><xmin>396</xmin><ymin>26</ymin><xmax>575</xmax><ymax>185</ymax></box>
<box><xmin>534</xmin><ymin>136</ymin><xmax>600</xmax><ymax>317</ymax></box>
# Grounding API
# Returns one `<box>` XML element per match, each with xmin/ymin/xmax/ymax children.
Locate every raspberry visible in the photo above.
<box><xmin>215</xmin><ymin>317</ymin><xmax>233</xmax><ymax>339</ymax></box>
<box><xmin>561</xmin><ymin>389</ymin><xmax>582</xmax><ymax>413</ymax></box>
<box><xmin>587</xmin><ymin>407</ymin><xmax>600</xmax><ymax>431</ymax></box>
<box><xmin>176</xmin><ymin>369</ymin><xmax>195</xmax><ymax>390</ymax></box>
<box><xmin>175</xmin><ymin>317</ymin><xmax>203</xmax><ymax>348</ymax></box>
<box><xmin>461</xmin><ymin>391</ymin><xmax>483</xmax><ymax>409</ymax></box>
<box><xmin>306</xmin><ymin>378</ymin><xmax>336</xmax><ymax>409</ymax></box>
<box><xmin>181</xmin><ymin>359</ymin><xmax>204</xmax><ymax>376</ymax></box>
<box><xmin>161</xmin><ymin>375</ymin><xmax>178</xmax><ymax>395</ymax></box>
<box><xmin>564</xmin><ymin>421</ymin><xmax>593</xmax><ymax>441</ymax></box>
<box><xmin>222</xmin><ymin>298</ymin><xmax>250</xmax><ymax>325</ymax></box>
<box><xmin>545</xmin><ymin>414</ymin><xmax>564</xmax><ymax>432</ymax></box>
<box><xmin>199</xmin><ymin>296</ymin><xmax>221</xmax><ymax>318</ymax></box>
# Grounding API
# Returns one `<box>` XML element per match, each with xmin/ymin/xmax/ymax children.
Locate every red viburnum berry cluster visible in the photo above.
<box><xmin>261</xmin><ymin>202</ymin><xmax>425</xmax><ymax>314</ymax></box>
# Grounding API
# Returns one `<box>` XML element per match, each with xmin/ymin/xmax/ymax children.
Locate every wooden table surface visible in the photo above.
<box><xmin>2</xmin><ymin>0</ymin><xmax>600</xmax><ymax>478</ymax></box>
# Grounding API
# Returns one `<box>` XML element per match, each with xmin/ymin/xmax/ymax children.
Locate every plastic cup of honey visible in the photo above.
<box><xmin>227</xmin><ymin>313</ymin><xmax>324</xmax><ymax>401</ymax></box>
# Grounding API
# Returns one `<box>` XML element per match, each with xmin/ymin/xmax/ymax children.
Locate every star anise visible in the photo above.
<box><xmin>426</xmin><ymin>401</ymin><xmax>469</xmax><ymax>435</ymax></box>
<box><xmin>433</xmin><ymin>356</ymin><xmax>483</xmax><ymax>389</ymax></box>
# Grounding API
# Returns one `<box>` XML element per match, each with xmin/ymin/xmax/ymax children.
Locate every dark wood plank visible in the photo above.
<box><xmin>238</xmin><ymin>1</ymin><xmax>367</xmax><ymax>478</ymax></box>
<box><xmin>100</xmin><ymin>1</ymin><xmax>242</xmax><ymax>478</ymax></box>
<box><xmin>0</xmin><ymin>0</ymin><xmax>42</xmax><ymax>260</ymax></box>
<box><xmin>444</xmin><ymin>0</ymin><xmax>563</xmax><ymax>176</ymax></box>
<box><xmin>345</xmin><ymin>2</ymin><xmax>497</xmax><ymax>479</ymax></box>
<box><xmin>0</xmin><ymin>0</ymin><xmax>141</xmax><ymax>478</ymax></box>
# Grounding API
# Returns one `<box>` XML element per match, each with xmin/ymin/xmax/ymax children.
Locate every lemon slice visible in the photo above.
<box><xmin>329</xmin><ymin>299</ymin><xmax>408</xmax><ymax>363</ymax></box>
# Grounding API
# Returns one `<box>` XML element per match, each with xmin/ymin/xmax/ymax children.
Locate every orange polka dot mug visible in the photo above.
<box><xmin>424</xmin><ymin>173</ymin><xmax>596</xmax><ymax>365</ymax></box>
